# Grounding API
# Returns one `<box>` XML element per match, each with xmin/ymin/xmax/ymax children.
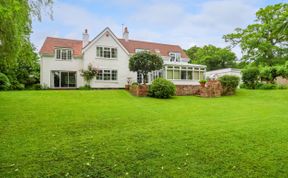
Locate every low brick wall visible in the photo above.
<box><xmin>175</xmin><ymin>85</ymin><xmax>200</xmax><ymax>96</ymax></box>
<box><xmin>128</xmin><ymin>81</ymin><xmax>224</xmax><ymax>98</ymax></box>
<box><xmin>129</xmin><ymin>85</ymin><xmax>149</xmax><ymax>96</ymax></box>
<box><xmin>200</xmin><ymin>80</ymin><xmax>222</xmax><ymax>97</ymax></box>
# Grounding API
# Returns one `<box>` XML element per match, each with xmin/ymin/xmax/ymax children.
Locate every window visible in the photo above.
<box><xmin>55</xmin><ymin>48</ymin><xmax>72</xmax><ymax>60</ymax></box>
<box><xmin>137</xmin><ymin>72</ymin><xmax>143</xmax><ymax>83</ymax></box>
<box><xmin>165</xmin><ymin>66</ymin><xmax>204</xmax><ymax>80</ymax></box>
<box><xmin>112</xmin><ymin>70</ymin><xmax>117</xmax><ymax>80</ymax></box>
<box><xmin>96</xmin><ymin>69</ymin><xmax>117</xmax><ymax>81</ymax></box>
<box><xmin>96</xmin><ymin>70</ymin><xmax>103</xmax><ymax>80</ymax></box>
<box><xmin>51</xmin><ymin>71</ymin><xmax>76</xmax><ymax>88</ymax></box>
<box><xmin>169</xmin><ymin>52</ymin><xmax>181</xmax><ymax>62</ymax></box>
<box><xmin>96</xmin><ymin>46</ymin><xmax>117</xmax><ymax>59</ymax></box>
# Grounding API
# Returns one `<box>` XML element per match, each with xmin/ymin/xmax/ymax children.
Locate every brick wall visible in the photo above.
<box><xmin>200</xmin><ymin>80</ymin><xmax>222</xmax><ymax>97</ymax></box>
<box><xmin>175</xmin><ymin>85</ymin><xmax>200</xmax><ymax>96</ymax></box>
<box><xmin>129</xmin><ymin>85</ymin><xmax>149</xmax><ymax>96</ymax></box>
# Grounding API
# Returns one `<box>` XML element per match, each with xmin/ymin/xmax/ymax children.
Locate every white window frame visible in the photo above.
<box><xmin>165</xmin><ymin>66</ymin><xmax>205</xmax><ymax>81</ymax></box>
<box><xmin>55</xmin><ymin>48</ymin><xmax>73</xmax><ymax>60</ymax></box>
<box><xmin>96</xmin><ymin>69</ymin><xmax>118</xmax><ymax>81</ymax></box>
<box><xmin>169</xmin><ymin>52</ymin><xmax>181</xmax><ymax>62</ymax></box>
<box><xmin>96</xmin><ymin>46</ymin><xmax>117</xmax><ymax>59</ymax></box>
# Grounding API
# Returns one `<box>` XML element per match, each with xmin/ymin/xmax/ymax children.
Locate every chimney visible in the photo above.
<box><xmin>82</xmin><ymin>29</ymin><xmax>89</xmax><ymax>48</ymax></box>
<box><xmin>123</xmin><ymin>27</ymin><xmax>129</xmax><ymax>42</ymax></box>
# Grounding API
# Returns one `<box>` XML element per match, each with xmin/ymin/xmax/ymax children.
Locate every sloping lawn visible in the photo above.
<box><xmin>0</xmin><ymin>90</ymin><xmax>288</xmax><ymax>177</ymax></box>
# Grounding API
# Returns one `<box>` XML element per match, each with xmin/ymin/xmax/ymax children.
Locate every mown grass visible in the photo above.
<box><xmin>0</xmin><ymin>89</ymin><xmax>288</xmax><ymax>177</ymax></box>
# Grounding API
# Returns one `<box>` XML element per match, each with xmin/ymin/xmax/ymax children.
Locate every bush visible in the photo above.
<box><xmin>0</xmin><ymin>73</ymin><xmax>11</xmax><ymax>90</ymax></box>
<box><xmin>10</xmin><ymin>82</ymin><xmax>25</xmax><ymax>90</ymax></box>
<box><xmin>79</xmin><ymin>85</ymin><xmax>91</xmax><ymax>90</ymax></box>
<box><xmin>218</xmin><ymin>75</ymin><xmax>240</xmax><ymax>95</ymax></box>
<box><xmin>148</xmin><ymin>78</ymin><xmax>176</xmax><ymax>98</ymax></box>
<box><xmin>32</xmin><ymin>84</ymin><xmax>43</xmax><ymax>90</ymax></box>
<box><xmin>131</xmin><ymin>82</ymin><xmax>139</xmax><ymax>86</ymax></box>
<box><xmin>277</xmin><ymin>85</ymin><xmax>288</xmax><ymax>89</ymax></box>
<box><xmin>256</xmin><ymin>83</ymin><xmax>277</xmax><ymax>90</ymax></box>
<box><xmin>241</xmin><ymin>68</ymin><xmax>260</xmax><ymax>89</ymax></box>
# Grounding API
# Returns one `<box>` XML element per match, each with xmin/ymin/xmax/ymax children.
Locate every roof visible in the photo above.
<box><xmin>206</xmin><ymin>68</ymin><xmax>241</xmax><ymax>75</ymax></box>
<box><xmin>118</xmin><ymin>39</ymin><xmax>188</xmax><ymax>58</ymax></box>
<box><xmin>39</xmin><ymin>37</ymin><xmax>83</xmax><ymax>57</ymax></box>
<box><xmin>39</xmin><ymin>36</ymin><xmax>188</xmax><ymax>58</ymax></box>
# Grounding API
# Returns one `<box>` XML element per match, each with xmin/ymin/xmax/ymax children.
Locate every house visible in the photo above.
<box><xmin>205</xmin><ymin>68</ymin><xmax>241</xmax><ymax>80</ymax></box>
<box><xmin>39</xmin><ymin>27</ymin><xmax>206</xmax><ymax>88</ymax></box>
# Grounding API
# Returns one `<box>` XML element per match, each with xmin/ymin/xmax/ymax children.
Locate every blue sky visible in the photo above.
<box><xmin>31</xmin><ymin>0</ymin><xmax>287</xmax><ymax>57</ymax></box>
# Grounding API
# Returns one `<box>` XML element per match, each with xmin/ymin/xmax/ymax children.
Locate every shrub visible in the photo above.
<box><xmin>256</xmin><ymin>83</ymin><xmax>277</xmax><ymax>90</ymax></box>
<box><xmin>277</xmin><ymin>85</ymin><xmax>288</xmax><ymax>90</ymax></box>
<box><xmin>79</xmin><ymin>85</ymin><xmax>91</xmax><ymax>90</ymax></box>
<box><xmin>10</xmin><ymin>82</ymin><xmax>25</xmax><ymax>90</ymax></box>
<box><xmin>32</xmin><ymin>84</ymin><xmax>43</xmax><ymax>90</ymax></box>
<box><xmin>199</xmin><ymin>79</ymin><xmax>207</xmax><ymax>83</ymax></box>
<box><xmin>218</xmin><ymin>75</ymin><xmax>240</xmax><ymax>95</ymax></box>
<box><xmin>131</xmin><ymin>82</ymin><xmax>139</xmax><ymax>86</ymax></box>
<box><xmin>148</xmin><ymin>78</ymin><xmax>176</xmax><ymax>98</ymax></box>
<box><xmin>241</xmin><ymin>68</ymin><xmax>260</xmax><ymax>89</ymax></box>
<box><xmin>0</xmin><ymin>73</ymin><xmax>11</xmax><ymax>90</ymax></box>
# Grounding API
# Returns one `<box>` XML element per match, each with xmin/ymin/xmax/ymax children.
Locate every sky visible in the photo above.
<box><xmin>31</xmin><ymin>0</ymin><xmax>287</xmax><ymax>58</ymax></box>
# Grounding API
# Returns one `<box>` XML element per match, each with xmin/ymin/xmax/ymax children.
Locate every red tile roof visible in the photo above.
<box><xmin>118</xmin><ymin>39</ymin><xmax>188</xmax><ymax>58</ymax></box>
<box><xmin>39</xmin><ymin>37</ymin><xmax>83</xmax><ymax>57</ymax></box>
<box><xmin>40</xmin><ymin>37</ymin><xmax>188</xmax><ymax>58</ymax></box>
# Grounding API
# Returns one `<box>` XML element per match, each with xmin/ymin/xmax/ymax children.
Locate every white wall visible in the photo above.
<box><xmin>83</xmin><ymin>32</ymin><xmax>137</xmax><ymax>88</ymax></box>
<box><xmin>40</xmin><ymin>56</ymin><xmax>84</xmax><ymax>88</ymax></box>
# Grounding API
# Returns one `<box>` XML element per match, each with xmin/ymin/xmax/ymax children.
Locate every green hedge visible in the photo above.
<box><xmin>148</xmin><ymin>78</ymin><xmax>176</xmax><ymax>98</ymax></box>
<box><xmin>0</xmin><ymin>73</ymin><xmax>11</xmax><ymax>91</ymax></box>
<box><xmin>218</xmin><ymin>75</ymin><xmax>240</xmax><ymax>95</ymax></box>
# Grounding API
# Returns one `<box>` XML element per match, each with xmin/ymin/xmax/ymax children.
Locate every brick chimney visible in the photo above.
<box><xmin>82</xmin><ymin>29</ymin><xmax>89</xmax><ymax>48</ymax></box>
<box><xmin>123</xmin><ymin>27</ymin><xmax>129</xmax><ymax>42</ymax></box>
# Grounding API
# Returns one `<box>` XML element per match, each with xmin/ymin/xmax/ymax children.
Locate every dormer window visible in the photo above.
<box><xmin>135</xmin><ymin>48</ymin><xmax>149</xmax><ymax>53</ymax></box>
<box><xmin>56</xmin><ymin>48</ymin><xmax>72</xmax><ymax>60</ymax></box>
<box><xmin>169</xmin><ymin>52</ymin><xmax>181</xmax><ymax>62</ymax></box>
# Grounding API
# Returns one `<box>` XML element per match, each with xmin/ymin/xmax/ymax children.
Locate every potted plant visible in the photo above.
<box><xmin>199</xmin><ymin>79</ymin><xmax>207</xmax><ymax>87</ymax></box>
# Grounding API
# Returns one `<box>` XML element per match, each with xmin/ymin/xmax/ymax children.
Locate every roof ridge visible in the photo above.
<box><xmin>46</xmin><ymin>36</ymin><xmax>82</xmax><ymax>42</ymax></box>
<box><xmin>118</xmin><ymin>38</ymin><xmax>182</xmax><ymax>48</ymax></box>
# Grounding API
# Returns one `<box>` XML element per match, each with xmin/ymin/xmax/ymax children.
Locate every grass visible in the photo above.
<box><xmin>0</xmin><ymin>89</ymin><xmax>288</xmax><ymax>177</ymax></box>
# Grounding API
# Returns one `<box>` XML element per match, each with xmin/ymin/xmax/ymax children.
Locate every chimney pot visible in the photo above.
<box><xmin>123</xmin><ymin>27</ymin><xmax>129</xmax><ymax>42</ymax></box>
<box><xmin>82</xmin><ymin>29</ymin><xmax>89</xmax><ymax>48</ymax></box>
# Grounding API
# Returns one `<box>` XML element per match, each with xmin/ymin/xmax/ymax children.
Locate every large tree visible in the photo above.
<box><xmin>0</xmin><ymin>0</ymin><xmax>53</xmax><ymax>87</ymax></box>
<box><xmin>224</xmin><ymin>3</ymin><xmax>288</xmax><ymax>66</ymax></box>
<box><xmin>129</xmin><ymin>52</ymin><xmax>163</xmax><ymax>84</ymax></box>
<box><xmin>186</xmin><ymin>45</ymin><xmax>237</xmax><ymax>71</ymax></box>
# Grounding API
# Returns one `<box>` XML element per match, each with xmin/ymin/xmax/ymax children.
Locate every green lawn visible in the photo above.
<box><xmin>0</xmin><ymin>90</ymin><xmax>288</xmax><ymax>177</ymax></box>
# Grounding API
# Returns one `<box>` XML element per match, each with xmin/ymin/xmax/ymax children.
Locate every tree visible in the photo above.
<box><xmin>0</xmin><ymin>0</ymin><xmax>53</xmax><ymax>88</ymax></box>
<box><xmin>129</xmin><ymin>52</ymin><xmax>163</xmax><ymax>84</ymax></box>
<box><xmin>80</xmin><ymin>64</ymin><xmax>98</xmax><ymax>86</ymax></box>
<box><xmin>224</xmin><ymin>3</ymin><xmax>288</xmax><ymax>66</ymax></box>
<box><xmin>187</xmin><ymin>45</ymin><xmax>237</xmax><ymax>71</ymax></box>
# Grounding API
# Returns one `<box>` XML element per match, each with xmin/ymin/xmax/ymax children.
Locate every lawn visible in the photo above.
<box><xmin>0</xmin><ymin>89</ymin><xmax>288</xmax><ymax>177</ymax></box>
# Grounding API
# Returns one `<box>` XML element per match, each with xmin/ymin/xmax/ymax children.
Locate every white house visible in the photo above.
<box><xmin>205</xmin><ymin>68</ymin><xmax>242</xmax><ymax>80</ymax></box>
<box><xmin>40</xmin><ymin>27</ymin><xmax>206</xmax><ymax>88</ymax></box>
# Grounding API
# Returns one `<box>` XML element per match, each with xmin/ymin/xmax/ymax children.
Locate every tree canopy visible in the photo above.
<box><xmin>0</xmin><ymin>0</ymin><xmax>53</xmax><ymax>89</ymax></box>
<box><xmin>129</xmin><ymin>52</ymin><xmax>163</xmax><ymax>84</ymax></box>
<box><xmin>186</xmin><ymin>45</ymin><xmax>237</xmax><ymax>71</ymax></box>
<box><xmin>224</xmin><ymin>3</ymin><xmax>288</xmax><ymax>66</ymax></box>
